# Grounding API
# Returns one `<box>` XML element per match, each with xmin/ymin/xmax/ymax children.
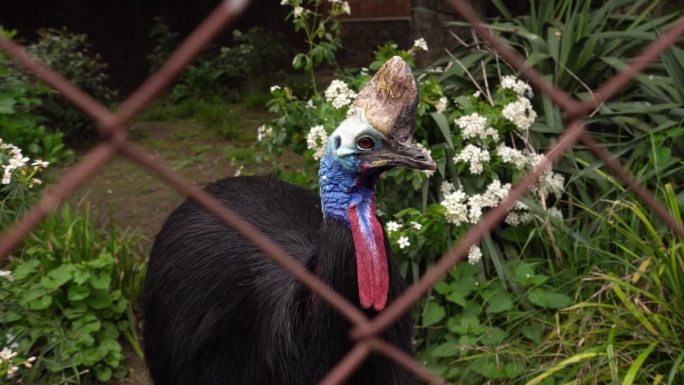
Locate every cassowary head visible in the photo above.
<box><xmin>319</xmin><ymin>57</ymin><xmax>435</xmax><ymax>311</ymax></box>
<box><xmin>325</xmin><ymin>56</ymin><xmax>436</xmax><ymax>174</ymax></box>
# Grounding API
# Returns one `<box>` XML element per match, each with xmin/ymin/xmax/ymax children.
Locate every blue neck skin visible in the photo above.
<box><xmin>319</xmin><ymin>155</ymin><xmax>379</xmax><ymax>225</ymax></box>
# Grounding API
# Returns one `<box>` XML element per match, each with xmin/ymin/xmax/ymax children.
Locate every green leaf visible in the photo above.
<box><xmin>89</xmin><ymin>272</ymin><xmax>111</xmax><ymax>290</ymax></box>
<box><xmin>486</xmin><ymin>292</ymin><xmax>514</xmax><ymax>314</ymax></box>
<box><xmin>40</xmin><ymin>264</ymin><xmax>75</xmax><ymax>289</ymax></box>
<box><xmin>0</xmin><ymin>96</ymin><xmax>17</xmax><ymax>114</ymax></box>
<box><xmin>431</xmin><ymin>112</ymin><xmax>453</xmax><ymax>149</ymax></box>
<box><xmin>505</xmin><ymin>362</ymin><xmax>524</xmax><ymax>377</ymax></box>
<box><xmin>449</xmin><ymin>313</ymin><xmax>486</xmax><ymax>335</ymax></box>
<box><xmin>68</xmin><ymin>284</ymin><xmax>90</xmax><ymax>301</ymax></box>
<box><xmin>621</xmin><ymin>342</ymin><xmax>656</xmax><ymax>385</ymax></box>
<box><xmin>471</xmin><ymin>356</ymin><xmax>506</xmax><ymax>379</ymax></box>
<box><xmin>13</xmin><ymin>259</ymin><xmax>40</xmax><ymax>280</ymax></box>
<box><xmin>431</xmin><ymin>342</ymin><xmax>460</xmax><ymax>357</ymax></box>
<box><xmin>481</xmin><ymin>327</ymin><xmax>508</xmax><ymax>345</ymax></box>
<box><xmin>528</xmin><ymin>288</ymin><xmax>572</xmax><ymax>309</ymax></box>
<box><xmin>422</xmin><ymin>302</ymin><xmax>446</xmax><ymax>327</ymax></box>
<box><xmin>522</xmin><ymin>323</ymin><xmax>544</xmax><ymax>344</ymax></box>
<box><xmin>87</xmin><ymin>290</ymin><xmax>113</xmax><ymax>310</ymax></box>
<box><xmin>28</xmin><ymin>294</ymin><xmax>52</xmax><ymax>310</ymax></box>
<box><xmin>95</xmin><ymin>366</ymin><xmax>112</xmax><ymax>382</ymax></box>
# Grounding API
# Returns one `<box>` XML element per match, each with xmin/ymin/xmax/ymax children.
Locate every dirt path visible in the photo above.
<box><xmin>49</xmin><ymin>109</ymin><xmax>304</xmax><ymax>384</ymax></box>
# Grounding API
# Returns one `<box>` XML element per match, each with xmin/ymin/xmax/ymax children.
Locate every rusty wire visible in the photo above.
<box><xmin>1</xmin><ymin>0</ymin><xmax>683</xmax><ymax>384</ymax></box>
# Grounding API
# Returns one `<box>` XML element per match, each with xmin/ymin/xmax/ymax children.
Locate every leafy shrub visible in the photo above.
<box><xmin>0</xmin><ymin>139</ymin><xmax>50</xmax><ymax>228</ymax></box>
<box><xmin>27</xmin><ymin>28</ymin><xmax>116</xmax><ymax>142</ymax></box>
<box><xmin>167</xmin><ymin>28</ymin><xmax>287</xmax><ymax>102</ymax></box>
<box><xmin>147</xmin><ymin>17</ymin><xmax>179</xmax><ymax>72</ymax></box>
<box><xmin>0</xmin><ymin>29</ymin><xmax>71</xmax><ymax>164</ymax></box>
<box><xmin>0</xmin><ymin>205</ymin><xmax>146</xmax><ymax>384</ymax></box>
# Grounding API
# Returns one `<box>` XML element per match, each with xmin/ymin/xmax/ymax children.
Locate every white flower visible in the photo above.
<box><xmin>435</xmin><ymin>97</ymin><xmax>447</xmax><ymax>113</ymax></box>
<box><xmin>31</xmin><ymin>159</ymin><xmax>49</xmax><ymax>169</ymax></box>
<box><xmin>7</xmin><ymin>365</ymin><xmax>18</xmax><ymax>378</ymax></box>
<box><xmin>473</xmin><ymin>90</ymin><xmax>481</xmax><ymax>98</ymax></box>
<box><xmin>441</xmin><ymin>189</ymin><xmax>469</xmax><ymax>225</ymax></box>
<box><xmin>234</xmin><ymin>165</ymin><xmax>244</xmax><ymax>177</ymax></box>
<box><xmin>454</xmin><ymin>144</ymin><xmax>490</xmax><ymax>174</ymax></box>
<box><xmin>324</xmin><ymin>80</ymin><xmax>357</xmax><ymax>109</ymax></box>
<box><xmin>397</xmin><ymin>236</ymin><xmax>410</xmax><ymax>249</ymax></box>
<box><xmin>505</xmin><ymin>210</ymin><xmax>533</xmax><ymax>226</ymax></box>
<box><xmin>467</xmin><ymin>194</ymin><xmax>484</xmax><ymax>223</ymax></box>
<box><xmin>270</xmin><ymin>85</ymin><xmax>281</xmax><ymax>93</ymax></box>
<box><xmin>548</xmin><ymin>207</ymin><xmax>563</xmax><ymax>219</ymax></box>
<box><xmin>293</xmin><ymin>6</ymin><xmax>305</xmax><ymax>18</ymax></box>
<box><xmin>501</xmin><ymin>75</ymin><xmax>533</xmax><ymax>97</ymax></box>
<box><xmin>1</xmin><ymin>171</ymin><xmax>10</xmax><ymax>185</ymax></box>
<box><xmin>496</xmin><ymin>144</ymin><xmax>528</xmax><ymax>169</ymax></box>
<box><xmin>386</xmin><ymin>221</ymin><xmax>401</xmax><ymax>232</ymax></box>
<box><xmin>540</xmin><ymin>171</ymin><xmax>565</xmax><ymax>199</ymax></box>
<box><xmin>306</xmin><ymin>99</ymin><xmax>315</xmax><ymax>109</ymax></box>
<box><xmin>502</xmin><ymin>97</ymin><xmax>537</xmax><ymax>132</ymax></box>
<box><xmin>410</xmin><ymin>221</ymin><xmax>422</xmax><ymax>231</ymax></box>
<box><xmin>340</xmin><ymin>1</ymin><xmax>351</xmax><ymax>15</ymax></box>
<box><xmin>467</xmin><ymin>245</ymin><xmax>482</xmax><ymax>265</ymax></box>
<box><xmin>280</xmin><ymin>0</ymin><xmax>288</xmax><ymax>5</ymax></box>
<box><xmin>455</xmin><ymin>113</ymin><xmax>499</xmax><ymax>142</ymax></box>
<box><xmin>527</xmin><ymin>154</ymin><xmax>565</xmax><ymax>198</ymax></box>
<box><xmin>375</xmin><ymin>209</ymin><xmax>385</xmax><ymax>217</ymax></box>
<box><xmin>413</xmin><ymin>38</ymin><xmax>428</xmax><ymax>51</ymax></box>
<box><xmin>0</xmin><ymin>347</ymin><xmax>17</xmax><ymax>362</ymax></box>
<box><xmin>482</xmin><ymin>179</ymin><xmax>511</xmax><ymax>207</ymax></box>
<box><xmin>257</xmin><ymin>125</ymin><xmax>273</xmax><ymax>142</ymax></box>
<box><xmin>0</xmin><ymin>270</ymin><xmax>14</xmax><ymax>282</ymax></box>
<box><xmin>505</xmin><ymin>202</ymin><xmax>533</xmax><ymax>226</ymax></box>
<box><xmin>306</xmin><ymin>125</ymin><xmax>329</xmax><ymax>160</ymax></box>
<box><xmin>440</xmin><ymin>181</ymin><xmax>456</xmax><ymax>196</ymax></box>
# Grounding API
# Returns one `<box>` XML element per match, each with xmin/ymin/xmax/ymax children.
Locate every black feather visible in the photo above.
<box><xmin>143</xmin><ymin>176</ymin><xmax>416</xmax><ymax>385</ymax></box>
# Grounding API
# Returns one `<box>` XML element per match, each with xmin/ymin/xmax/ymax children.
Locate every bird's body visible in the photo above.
<box><xmin>143</xmin><ymin>57</ymin><xmax>435</xmax><ymax>385</ymax></box>
<box><xmin>143</xmin><ymin>176</ymin><xmax>415</xmax><ymax>385</ymax></box>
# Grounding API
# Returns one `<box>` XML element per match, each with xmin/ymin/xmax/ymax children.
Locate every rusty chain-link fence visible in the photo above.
<box><xmin>1</xmin><ymin>0</ymin><xmax>683</xmax><ymax>384</ymax></box>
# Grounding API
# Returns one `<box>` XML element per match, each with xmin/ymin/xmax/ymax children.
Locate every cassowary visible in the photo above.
<box><xmin>143</xmin><ymin>56</ymin><xmax>436</xmax><ymax>385</ymax></box>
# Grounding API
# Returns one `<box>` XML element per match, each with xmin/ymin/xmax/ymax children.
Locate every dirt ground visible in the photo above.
<box><xmin>49</xmin><ymin>113</ymin><xmax>304</xmax><ymax>384</ymax></box>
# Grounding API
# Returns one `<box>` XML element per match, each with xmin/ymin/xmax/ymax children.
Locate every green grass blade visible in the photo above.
<box><xmin>526</xmin><ymin>352</ymin><xmax>602</xmax><ymax>385</ymax></box>
<box><xmin>621</xmin><ymin>342</ymin><xmax>657</xmax><ymax>385</ymax></box>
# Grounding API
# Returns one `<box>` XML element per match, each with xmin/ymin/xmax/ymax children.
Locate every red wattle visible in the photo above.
<box><xmin>348</xmin><ymin>202</ymin><xmax>389</xmax><ymax>311</ymax></box>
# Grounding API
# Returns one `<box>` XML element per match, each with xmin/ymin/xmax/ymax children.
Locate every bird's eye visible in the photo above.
<box><xmin>357</xmin><ymin>136</ymin><xmax>375</xmax><ymax>150</ymax></box>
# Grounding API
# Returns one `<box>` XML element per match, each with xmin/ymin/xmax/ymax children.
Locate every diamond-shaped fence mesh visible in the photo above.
<box><xmin>1</xmin><ymin>0</ymin><xmax>683</xmax><ymax>384</ymax></box>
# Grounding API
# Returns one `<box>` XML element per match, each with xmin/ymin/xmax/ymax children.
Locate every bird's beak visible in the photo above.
<box><xmin>360</xmin><ymin>140</ymin><xmax>436</xmax><ymax>171</ymax></box>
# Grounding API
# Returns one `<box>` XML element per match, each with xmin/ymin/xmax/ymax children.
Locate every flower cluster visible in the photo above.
<box><xmin>441</xmin><ymin>188</ymin><xmax>469</xmax><ymax>225</ymax></box>
<box><xmin>501</xmin><ymin>75</ymin><xmax>533</xmax><ymax>97</ymax></box>
<box><xmin>257</xmin><ymin>125</ymin><xmax>273</xmax><ymax>142</ymax></box>
<box><xmin>435</xmin><ymin>97</ymin><xmax>447</xmax><ymax>113</ymax></box>
<box><xmin>454</xmin><ymin>144</ymin><xmax>490</xmax><ymax>174</ymax></box>
<box><xmin>0</xmin><ymin>270</ymin><xmax>13</xmax><ymax>282</ymax></box>
<box><xmin>306</xmin><ymin>125</ymin><xmax>329</xmax><ymax>160</ymax></box>
<box><xmin>328</xmin><ymin>0</ymin><xmax>351</xmax><ymax>14</ymax></box>
<box><xmin>440</xmin><ymin>180</ymin><xmax>511</xmax><ymax>226</ymax></box>
<box><xmin>440</xmin><ymin>76</ymin><xmax>566</xmax><ymax>237</ymax></box>
<box><xmin>455</xmin><ymin>113</ymin><xmax>499</xmax><ymax>142</ymax></box>
<box><xmin>502</xmin><ymin>97</ymin><xmax>536</xmax><ymax>132</ymax></box>
<box><xmin>413</xmin><ymin>38</ymin><xmax>428</xmax><ymax>52</ymax></box>
<box><xmin>0</xmin><ymin>346</ymin><xmax>35</xmax><ymax>380</ymax></box>
<box><xmin>324</xmin><ymin>79</ymin><xmax>357</xmax><ymax>109</ymax></box>
<box><xmin>467</xmin><ymin>245</ymin><xmax>482</xmax><ymax>265</ymax></box>
<box><xmin>1</xmin><ymin>139</ymin><xmax>49</xmax><ymax>187</ymax></box>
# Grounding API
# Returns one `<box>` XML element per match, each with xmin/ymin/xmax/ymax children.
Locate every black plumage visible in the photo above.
<box><xmin>143</xmin><ymin>176</ymin><xmax>416</xmax><ymax>385</ymax></box>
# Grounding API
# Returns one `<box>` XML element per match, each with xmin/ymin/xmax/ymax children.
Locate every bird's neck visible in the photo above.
<box><xmin>319</xmin><ymin>156</ymin><xmax>388</xmax><ymax>311</ymax></box>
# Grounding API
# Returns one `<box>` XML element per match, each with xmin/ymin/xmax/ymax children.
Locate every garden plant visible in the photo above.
<box><xmin>0</xmin><ymin>0</ymin><xmax>683</xmax><ymax>384</ymax></box>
